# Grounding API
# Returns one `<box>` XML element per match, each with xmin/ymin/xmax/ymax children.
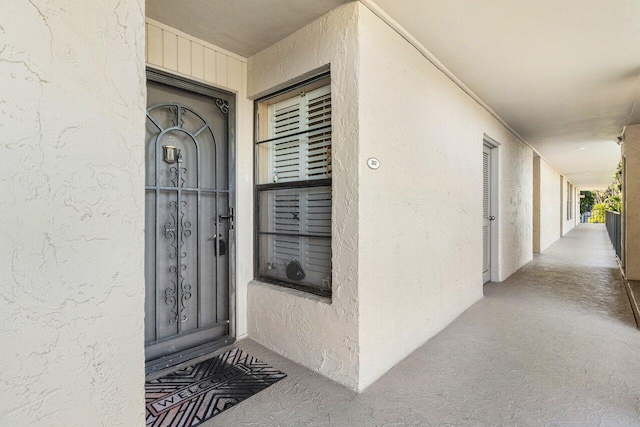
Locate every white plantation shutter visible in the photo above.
<box><xmin>305</xmin><ymin>188</ymin><xmax>332</xmax><ymax>235</ymax></box>
<box><xmin>267</xmin><ymin>186</ymin><xmax>331</xmax><ymax>285</ymax></box>
<box><xmin>303</xmin><ymin>187</ymin><xmax>331</xmax><ymax>282</ymax></box>
<box><xmin>305</xmin><ymin>88</ymin><xmax>332</xmax><ymax>179</ymax></box>
<box><xmin>272</xmin><ymin>191</ymin><xmax>301</xmax><ymax>269</ymax></box>
<box><xmin>268</xmin><ymin>85</ymin><xmax>332</xmax><ymax>182</ymax></box>
<box><xmin>570</xmin><ymin>184</ymin><xmax>574</xmax><ymax>219</ymax></box>
<box><xmin>270</xmin><ymin>98</ymin><xmax>301</xmax><ymax>182</ymax></box>
<box><xmin>265</xmin><ymin>85</ymin><xmax>332</xmax><ymax>288</ymax></box>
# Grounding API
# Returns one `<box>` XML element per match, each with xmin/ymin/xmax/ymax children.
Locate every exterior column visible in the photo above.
<box><xmin>622</xmin><ymin>125</ymin><xmax>640</xmax><ymax>280</ymax></box>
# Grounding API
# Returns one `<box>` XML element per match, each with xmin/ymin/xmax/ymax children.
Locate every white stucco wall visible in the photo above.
<box><xmin>357</xmin><ymin>4</ymin><xmax>533</xmax><ymax>390</ymax></box>
<box><xmin>1</xmin><ymin>0</ymin><xmax>146</xmax><ymax>425</ymax></box>
<box><xmin>562</xmin><ymin>176</ymin><xmax>578</xmax><ymax>235</ymax></box>
<box><xmin>497</xmin><ymin>136</ymin><xmax>534</xmax><ymax>281</ymax></box>
<box><xmin>246</xmin><ymin>2</ymin><xmax>361</xmax><ymax>390</ymax></box>
<box><xmin>534</xmin><ymin>157</ymin><xmax>562</xmax><ymax>253</ymax></box>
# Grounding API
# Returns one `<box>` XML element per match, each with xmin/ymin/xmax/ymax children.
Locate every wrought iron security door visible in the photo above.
<box><xmin>145</xmin><ymin>71</ymin><xmax>235</xmax><ymax>373</ymax></box>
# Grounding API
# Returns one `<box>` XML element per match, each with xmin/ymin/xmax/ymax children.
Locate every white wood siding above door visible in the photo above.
<box><xmin>145</xmin><ymin>18</ymin><xmax>245</xmax><ymax>93</ymax></box>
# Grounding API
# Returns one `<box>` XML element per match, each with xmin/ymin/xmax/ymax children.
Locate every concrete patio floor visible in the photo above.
<box><xmin>205</xmin><ymin>224</ymin><xmax>640</xmax><ymax>426</ymax></box>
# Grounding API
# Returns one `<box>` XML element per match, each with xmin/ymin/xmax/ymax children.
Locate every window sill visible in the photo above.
<box><xmin>249</xmin><ymin>279</ymin><xmax>332</xmax><ymax>305</ymax></box>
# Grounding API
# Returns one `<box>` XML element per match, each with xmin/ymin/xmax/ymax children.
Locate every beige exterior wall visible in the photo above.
<box><xmin>622</xmin><ymin>125</ymin><xmax>640</xmax><ymax>280</ymax></box>
<box><xmin>246</xmin><ymin>2</ymin><xmax>361</xmax><ymax>391</ymax></box>
<box><xmin>356</xmin><ymin>4</ymin><xmax>533</xmax><ymax>390</ymax></box>
<box><xmin>0</xmin><ymin>0</ymin><xmax>146</xmax><ymax>425</ymax></box>
<box><xmin>144</xmin><ymin>19</ymin><xmax>253</xmax><ymax>340</ymax></box>
<box><xmin>534</xmin><ymin>157</ymin><xmax>562</xmax><ymax>253</ymax></box>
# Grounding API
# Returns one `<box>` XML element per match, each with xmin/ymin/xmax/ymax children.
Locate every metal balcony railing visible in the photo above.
<box><xmin>605</xmin><ymin>210</ymin><xmax>622</xmax><ymax>261</ymax></box>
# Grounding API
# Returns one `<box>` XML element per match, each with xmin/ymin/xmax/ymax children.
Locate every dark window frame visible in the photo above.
<box><xmin>253</xmin><ymin>72</ymin><xmax>332</xmax><ymax>298</ymax></box>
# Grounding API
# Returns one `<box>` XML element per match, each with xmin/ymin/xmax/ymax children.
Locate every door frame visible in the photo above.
<box><xmin>483</xmin><ymin>135</ymin><xmax>500</xmax><ymax>283</ymax></box>
<box><xmin>144</xmin><ymin>68</ymin><xmax>237</xmax><ymax>374</ymax></box>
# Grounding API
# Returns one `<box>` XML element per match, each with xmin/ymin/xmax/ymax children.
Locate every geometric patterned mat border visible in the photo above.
<box><xmin>145</xmin><ymin>348</ymin><xmax>286</xmax><ymax>426</ymax></box>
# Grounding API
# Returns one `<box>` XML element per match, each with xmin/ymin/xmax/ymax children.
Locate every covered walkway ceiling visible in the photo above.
<box><xmin>147</xmin><ymin>0</ymin><xmax>640</xmax><ymax>189</ymax></box>
<box><xmin>371</xmin><ymin>0</ymin><xmax>640</xmax><ymax>190</ymax></box>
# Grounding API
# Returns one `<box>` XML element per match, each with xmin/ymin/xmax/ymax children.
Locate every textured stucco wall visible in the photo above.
<box><xmin>540</xmin><ymin>159</ymin><xmax>562</xmax><ymax>252</ymax></box>
<box><xmin>0</xmin><ymin>1</ymin><xmax>146</xmax><ymax>425</ymax></box>
<box><xmin>623</xmin><ymin>125</ymin><xmax>640</xmax><ymax>280</ymax></box>
<box><xmin>246</xmin><ymin>2</ymin><xmax>360</xmax><ymax>390</ymax></box>
<box><xmin>497</xmin><ymin>131</ymin><xmax>534</xmax><ymax>281</ymax></box>
<box><xmin>534</xmin><ymin>157</ymin><xmax>562</xmax><ymax>253</ymax></box>
<box><xmin>357</xmin><ymin>4</ymin><xmax>533</xmax><ymax>390</ymax></box>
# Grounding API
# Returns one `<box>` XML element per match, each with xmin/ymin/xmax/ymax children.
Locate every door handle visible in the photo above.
<box><xmin>489</xmin><ymin>216</ymin><xmax>496</xmax><ymax>221</ymax></box>
<box><xmin>218</xmin><ymin>207</ymin><xmax>234</xmax><ymax>230</ymax></box>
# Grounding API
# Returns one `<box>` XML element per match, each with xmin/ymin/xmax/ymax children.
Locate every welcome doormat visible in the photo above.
<box><xmin>145</xmin><ymin>348</ymin><xmax>286</xmax><ymax>426</ymax></box>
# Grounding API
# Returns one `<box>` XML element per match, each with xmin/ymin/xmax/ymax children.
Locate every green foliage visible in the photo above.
<box><xmin>588</xmin><ymin>203</ymin><xmax>607</xmax><ymax>223</ymax></box>
<box><xmin>583</xmin><ymin>161</ymin><xmax>622</xmax><ymax>217</ymax></box>
<box><xmin>606</xmin><ymin>194</ymin><xmax>621</xmax><ymax>213</ymax></box>
<box><xmin>580</xmin><ymin>190</ymin><xmax>594</xmax><ymax>214</ymax></box>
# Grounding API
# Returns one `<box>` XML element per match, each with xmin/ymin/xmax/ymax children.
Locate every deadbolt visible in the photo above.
<box><xmin>219</xmin><ymin>207</ymin><xmax>235</xmax><ymax>230</ymax></box>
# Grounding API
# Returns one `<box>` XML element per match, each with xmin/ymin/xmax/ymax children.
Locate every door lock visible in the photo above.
<box><xmin>489</xmin><ymin>216</ymin><xmax>496</xmax><ymax>221</ymax></box>
<box><xmin>207</xmin><ymin>234</ymin><xmax>226</xmax><ymax>256</ymax></box>
<box><xmin>219</xmin><ymin>207</ymin><xmax>234</xmax><ymax>230</ymax></box>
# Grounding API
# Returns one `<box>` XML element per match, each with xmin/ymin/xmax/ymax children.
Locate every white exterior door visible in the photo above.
<box><xmin>483</xmin><ymin>145</ymin><xmax>493</xmax><ymax>283</ymax></box>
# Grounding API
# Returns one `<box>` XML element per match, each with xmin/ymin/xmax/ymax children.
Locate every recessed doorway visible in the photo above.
<box><xmin>144</xmin><ymin>69</ymin><xmax>236</xmax><ymax>373</ymax></box>
<box><xmin>483</xmin><ymin>137</ymin><xmax>499</xmax><ymax>284</ymax></box>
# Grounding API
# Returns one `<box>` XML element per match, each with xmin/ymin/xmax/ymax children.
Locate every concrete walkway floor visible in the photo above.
<box><xmin>206</xmin><ymin>224</ymin><xmax>640</xmax><ymax>426</ymax></box>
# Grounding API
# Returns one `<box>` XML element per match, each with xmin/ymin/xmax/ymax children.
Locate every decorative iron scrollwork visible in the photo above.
<box><xmin>163</xmin><ymin>198</ymin><xmax>193</xmax><ymax>324</ymax></box>
<box><xmin>178</xmin><ymin>264</ymin><xmax>191</xmax><ymax>323</ymax></box>
<box><xmin>216</xmin><ymin>99</ymin><xmax>229</xmax><ymax>114</ymax></box>
<box><xmin>168</xmin><ymin>105</ymin><xmax>188</xmax><ymax>127</ymax></box>
<box><xmin>179</xmin><ymin>201</ymin><xmax>190</xmax><ymax>258</ymax></box>
<box><xmin>165</xmin><ymin>201</ymin><xmax>178</xmax><ymax>259</ymax></box>
<box><xmin>166</xmin><ymin>266</ymin><xmax>178</xmax><ymax>324</ymax></box>
<box><xmin>147</xmin><ymin>100</ymin><xmax>221</xmax><ymax>331</ymax></box>
<box><xmin>169</xmin><ymin>166</ymin><xmax>187</xmax><ymax>187</ymax></box>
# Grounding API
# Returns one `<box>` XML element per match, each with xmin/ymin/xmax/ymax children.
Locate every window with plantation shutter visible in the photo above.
<box><xmin>255</xmin><ymin>75</ymin><xmax>332</xmax><ymax>297</ymax></box>
<box><xmin>567</xmin><ymin>182</ymin><xmax>573</xmax><ymax>220</ymax></box>
<box><xmin>567</xmin><ymin>182</ymin><xmax>574</xmax><ymax>220</ymax></box>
